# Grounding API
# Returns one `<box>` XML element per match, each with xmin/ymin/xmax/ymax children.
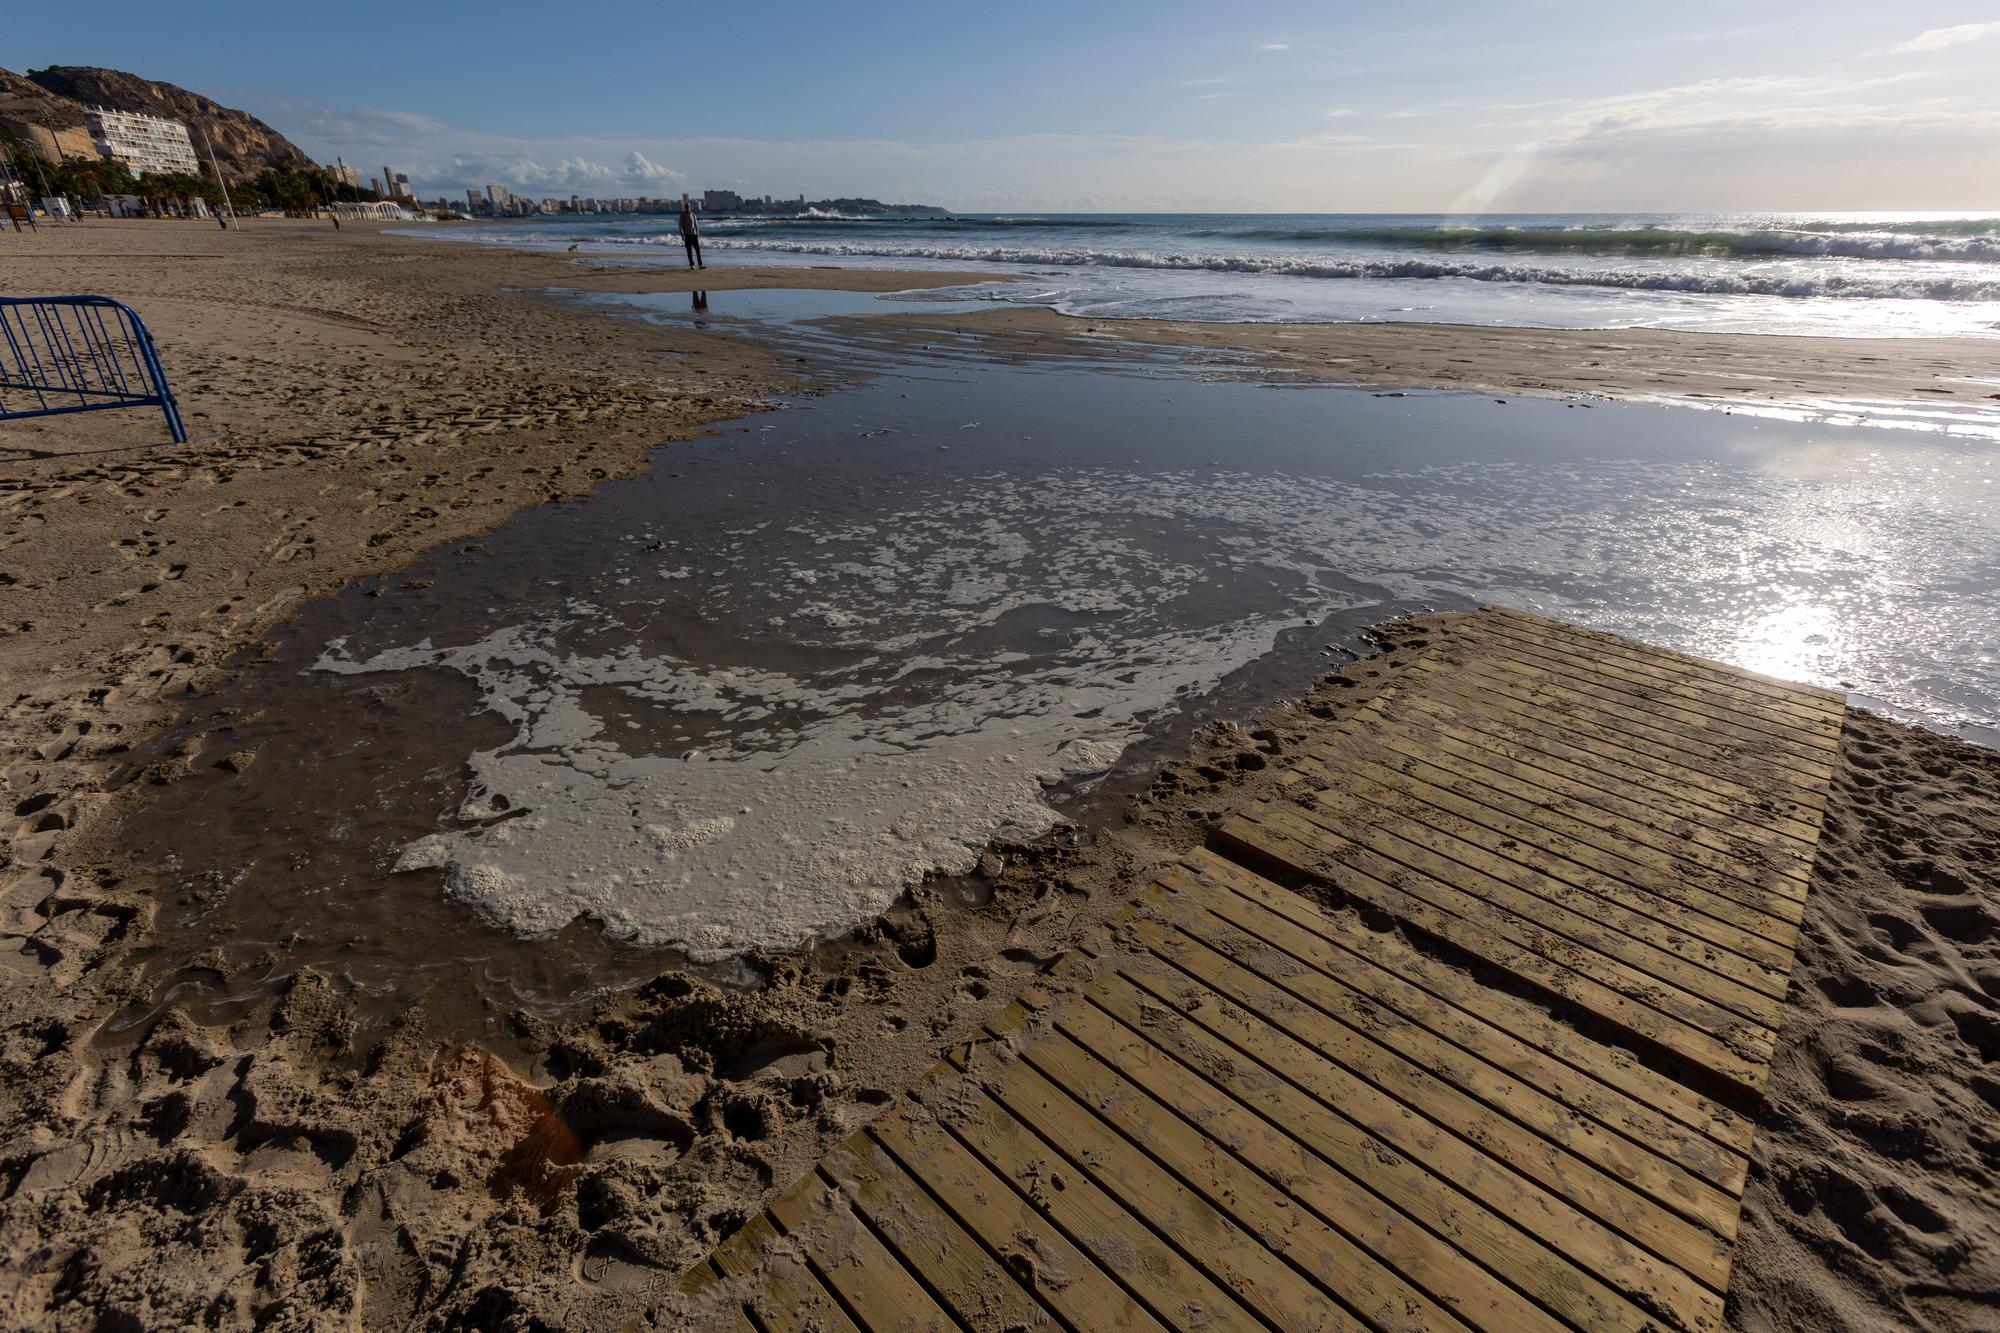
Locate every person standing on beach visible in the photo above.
<box><xmin>679</xmin><ymin>196</ymin><xmax>703</xmax><ymax>269</ymax></box>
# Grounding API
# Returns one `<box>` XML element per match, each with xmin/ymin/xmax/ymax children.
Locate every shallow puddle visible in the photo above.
<box><xmin>108</xmin><ymin>297</ymin><xmax>2000</xmax><ymax>1042</ymax></box>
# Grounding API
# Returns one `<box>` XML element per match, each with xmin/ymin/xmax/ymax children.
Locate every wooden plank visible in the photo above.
<box><xmin>943</xmin><ymin>1021</ymin><xmax>1363</xmax><ymax>1333</ymax></box>
<box><xmin>1329</xmin><ymin>750</ymin><xmax>1810</xmax><ymax>932</ymax></box>
<box><xmin>936</xmin><ymin>1024</ymin><xmax>1360</xmax><ymax>1328</ymax></box>
<box><xmin>1253</xmin><ymin>799</ymin><xmax>1782</xmax><ymax>1050</ymax></box>
<box><xmin>988</xmin><ymin>1016</ymin><xmax>1462</xmax><ymax>1331</ymax></box>
<box><xmin>867</xmin><ymin>1101</ymin><xmax>1170</xmax><ymax>1333</ymax></box>
<box><xmin>814</xmin><ymin>1138</ymin><xmax>1055</xmax><ymax>1331</ymax></box>
<box><xmin>1385</xmin><ymin>690</ymin><xmax>1825</xmax><ymax>846</ymax></box>
<box><xmin>1436</xmin><ymin>653</ymin><xmax>1836</xmax><ymax>782</ymax></box>
<box><xmin>1028</xmin><ymin>983</ymin><xmax>1540</xmax><ymax>1331</ymax></box>
<box><xmin>1484</xmin><ymin>606</ymin><xmax>1846</xmax><ymax>708</ymax></box>
<box><xmin>1162</xmin><ymin>859</ymin><xmax>1750</xmax><ymax>1195</ymax></box>
<box><xmin>1148</xmin><ymin>883</ymin><xmax>1746</xmax><ymax>1231</ymax></box>
<box><xmin>1301</xmin><ymin>749</ymin><xmax>1810</xmax><ymax>926</ymax></box>
<box><xmin>1452</xmin><ymin>639</ymin><xmax>1839</xmax><ymax>774</ymax></box>
<box><xmin>1408</xmin><ymin>655</ymin><xmax>1835</xmax><ymax>797</ymax></box>
<box><xmin>1458</xmin><ymin>640</ymin><xmax>1839</xmax><ymax>770</ymax></box>
<box><xmin>1170</xmin><ymin>850</ymin><xmax>1758</xmax><ymax>1162</ymax></box>
<box><xmin>1358</xmin><ymin>705</ymin><xmax>1819</xmax><ymax>881</ymax></box>
<box><xmin>1311</xmin><ymin>746</ymin><xmax>1808</xmax><ymax>936</ymax></box>
<box><xmin>1469</xmin><ymin>611</ymin><xmax>1844</xmax><ymax>727</ymax></box>
<box><xmin>1484</xmin><ymin>605</ymin><xmax>1848</xmax><ymax>705</ymax></box>
<box><xmin>1121</xmin><ymin>912</ymin><xmax>1737</xmax><ymax>1288</ymax></box>
<box><xmin>1063</xmin><ymin>959</ymin><xmax>1672</xmax><ymax>1332</ymax></box>
<box><xmin>708</xmin><ymin>1214</ymin><xmax>862</xmax><ymax>1333</ymax></box>
<box><xmin>1403</xmin><ymin>666</ymin><xmax>1826</xmax><ymax>818</ymax></box>
<box><xmin>676</xmin><ymin>1258</ymin><xmax>762</xmax><ymax>1332</ymax></box>
<box><xmin>1313</xmin><ymin>729</ymin><xmax>1815</xmax><ymax>904</ymax></box>
<box><xmin>1088</xmin><ymin>952</ymin><xmax>1723</xmax><ymax>1332</ymax></box>
<box><xmin>1216</xmin><ymin>812</ymin><xmax>1776</xmax><ymax>1099</ymax></box>
<box><xmin>1283</xmin><ymin>760</ymin><xmax>1799</xmax><ymax>983</ymax></box>
<box><xmin>1274</xmin><ymin>784</ymin><xmax>1792</xmax><ymax>1021</ymax></box>
<box><xmin>1471</xmin><ymin>614</ymin><xmax>1844</xmax><ymax>736</ymax></box>
<box><xmin>1286</xmin><ymin>750</ymin><xmax>1804</xmax><ymax>946</ymax></box>
<box><xmin>1247</xmin><ymin>796</ymin><xmax>1788</xmax><ymax>1064</ymax></box>
<box><xmin>765</xmin><ymin>1184</ymin><xmax>957</xmax><ymax>1332</ymax></box>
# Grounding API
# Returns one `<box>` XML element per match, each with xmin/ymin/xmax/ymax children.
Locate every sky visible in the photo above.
<box><xmin>10</xmin><ymin>1</ymin><xmax>2000</xmax><ymax>211</ymax></box>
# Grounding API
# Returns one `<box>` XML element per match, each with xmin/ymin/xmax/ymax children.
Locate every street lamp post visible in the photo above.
<box><xmin>197</xmin><ymin>125</ymin><xmax>233</xmax><ymax>229</ymax></box>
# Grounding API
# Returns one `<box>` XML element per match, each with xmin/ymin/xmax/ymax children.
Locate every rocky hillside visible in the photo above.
<box><xmin>20</xmin><ymin>66</ymin><xmax>311</xmax><ymax>179</ymax></box>
<box><xmin>0</xmin><ymin>68</ymin><xmax>87</xmax><ymax>133</ymax></box>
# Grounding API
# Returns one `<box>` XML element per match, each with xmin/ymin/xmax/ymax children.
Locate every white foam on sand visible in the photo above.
<box><xmin>319</xmin><ymin>612</ymin><xmax>1278</xmax><ymax>960</ymax></box>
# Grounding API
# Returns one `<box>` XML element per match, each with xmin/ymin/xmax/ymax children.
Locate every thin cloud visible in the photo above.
<box><xmin>1326</xmin><ymin>107</ymin><xmax>1359</xmax><ymax>118</ymax></box>
<box><xmin>1893</xmin><ymin>22</ymin><xmax>2000</xmax><ymax>54</ymax></box>
<box><xmin>291</xmin><ymin>105</ymin><xmax>450</xmax><ymax>149</ymax></box>
<box><xmin>1514</xmin><ymin>71</ymin><xmax>1936</xmax><ymax>138</ymax></box>
<box><xmin>1260</xmin><ymin>43</ymin><xmax>1289</xmax><ymax>51</ymax></box>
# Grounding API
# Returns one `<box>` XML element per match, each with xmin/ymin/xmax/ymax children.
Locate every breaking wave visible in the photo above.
<box><xmin>695</xmin><ymin>236</ymin><xmax>2000</xmax><ymax>301</ymax></box>
<box><xmin>701</xmin><ymin>215</ymin><xmax>2000</xmax><ymax>261</ymax></box>
<box><xmin>1197</xmin><ymin>223</ymin><xmax>2000</xmax><ymax>263</ymax></box>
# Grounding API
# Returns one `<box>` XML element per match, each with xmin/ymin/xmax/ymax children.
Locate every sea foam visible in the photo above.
<box><xmin>697</xmin><ymin>237</ymin><xmax>2000</xmax><ymax>302</ymax></box>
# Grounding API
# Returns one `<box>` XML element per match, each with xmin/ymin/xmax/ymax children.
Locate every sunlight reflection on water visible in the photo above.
<box><xmin>1725</xmin><ymin>601</ymin><xmax>1849</xmax><ymax>684</ymax></box>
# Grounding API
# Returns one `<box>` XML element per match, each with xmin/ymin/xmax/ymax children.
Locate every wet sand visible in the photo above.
<box><xmin>1</xmin><ymin>222</ymin><xmax>1995</xmax><ymax>1330</ymax></box>
<box><xmin>846</xmin><ymin>303</ymin><xmax>2000</xmax><ymax>431</ymax></box>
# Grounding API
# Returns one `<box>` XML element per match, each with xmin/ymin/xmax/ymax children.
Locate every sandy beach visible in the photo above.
<box><xmin>1</xmin><ymin>221</ymin><xmax>1996</xmax><ymax>1330</ymax></box>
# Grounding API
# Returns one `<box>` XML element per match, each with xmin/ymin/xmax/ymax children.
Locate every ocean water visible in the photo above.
<box><xmin>420</xmin><ymin>211</ymin><xmax>2000</xmax><ymax>339</ymax></box>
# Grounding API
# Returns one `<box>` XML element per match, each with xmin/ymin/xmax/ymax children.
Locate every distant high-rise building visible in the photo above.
<box><xmin>394</xmin><ymin>173</ymin><xmax>412</xmax><ymax>196</ymax></box>
<box><xmin>465</xmin><ymin>187</ymin><xmax>482</xmax><ymax>211</ymax></box>
<box><xmin>486</xmin><ymin>183</ymin><xmax>509</xmax><ymax>206</ymax></box>
<box><xmin>328</xmin><ymin>163</ymin><xmax>360</xmax><ymax>189</ymax></box>
<box><xmin>702</xmin><ymin>189</ymin><xmax>743</xmax><ymax>211</ymax></box>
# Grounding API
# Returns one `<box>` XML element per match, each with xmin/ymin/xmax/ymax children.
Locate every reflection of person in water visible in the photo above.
<box><xmin>679</xmin><ymin>196</ymin><xmax>703</xmax><ymax>269</ymax></box>
<box><xmin>691</xmin><ymin>290</ymin><xmax>708</xmax><ymax>312</ymax></box>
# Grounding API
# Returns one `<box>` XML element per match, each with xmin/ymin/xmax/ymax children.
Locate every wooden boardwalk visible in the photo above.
<box><xmin>677</xmin><ymin>608</ymin><xmax>1844</xmax><ymax>1332</ymax></box>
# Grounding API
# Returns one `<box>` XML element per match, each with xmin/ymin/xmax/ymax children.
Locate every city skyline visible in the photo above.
<box><xmin>11</xmin><ymin>1</ymin><xmax>2000</xmax><ymax>211</ymax></box>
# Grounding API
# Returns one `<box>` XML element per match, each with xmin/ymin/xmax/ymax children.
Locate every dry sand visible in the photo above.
<box><xmin>0</xmin><ymin>221</ymin><xmax>1994</xmax><ymax>1330</ymax></box>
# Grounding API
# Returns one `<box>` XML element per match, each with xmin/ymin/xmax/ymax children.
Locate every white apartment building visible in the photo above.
<box><xmin>85</xmin><ymin>108</ymin><xmax>200</xmax><ymax>177</ymax></box>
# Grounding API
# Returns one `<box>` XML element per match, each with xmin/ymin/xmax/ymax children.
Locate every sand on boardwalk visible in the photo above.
<box><xmin>0</xmin><ymin>222</ymin><xmax>1994</xmax><ymax>1330</ymax></box>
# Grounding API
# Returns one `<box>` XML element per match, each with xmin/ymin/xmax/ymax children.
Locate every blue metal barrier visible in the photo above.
<box><xmin>0</xmin><ymin>296</ymin><xmax>188</xmax><ymax>443</ymax></box>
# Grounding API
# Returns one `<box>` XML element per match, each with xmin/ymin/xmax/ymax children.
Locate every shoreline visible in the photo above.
<box><xmin>1</xmin><ymin>220</ymin><xmax>1995</xmax><ymax>1330</ymax></box>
